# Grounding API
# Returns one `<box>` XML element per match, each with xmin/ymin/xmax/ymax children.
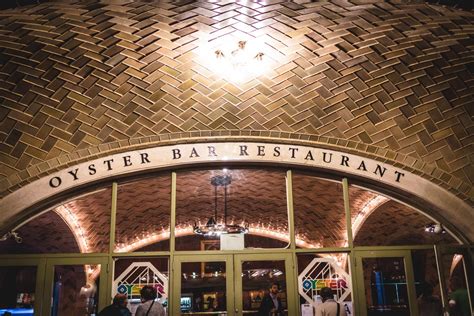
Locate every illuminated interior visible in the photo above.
<box><xmin>0</xmin><ymin>168</ymin><xmax>460</xmax><ymax>289</ymax></box>
<box><xmin>0</xmin><ymin>0</ymin><xmax>472</xmax><ymax>314</ymax></box>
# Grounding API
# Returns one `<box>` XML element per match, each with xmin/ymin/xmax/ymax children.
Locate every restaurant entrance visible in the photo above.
<box><xmin>171</xmin><ymin>253</ymin><xmax>297</xmax><ymax>315</ymax></box>
<box><xmin>1</xmin><ymin>166</ymin><xmax>472</xmax><ymax>316</ymax></box>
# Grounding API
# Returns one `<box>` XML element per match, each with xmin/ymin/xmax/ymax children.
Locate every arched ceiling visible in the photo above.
<box><xmin>1</xmin><ymin>0</ymin><xmax>472</xmax><ymax>12</ymax></box>
<box><xmin>293</xmin><ymin>174</ymin><xmax>345</xmax><ymax>247</ymax></box>
<box><xmin>56</xmin><ymin>187</ymin><xmax>112</xmax><ymax>252</ymax></box>
<box><xmin>176</xmin><ymin>169</ymin><xmax>289</xmax><ymax>233</ymax></box>
<box><xmin>0</xmin><ymin>209</ymin><xmax>79</xmax><ymax>254</ymax></box>
<box><xmin>0</xmin><ymin>0</ymin><xmax>473</xmax><ymax>209</ymax></box>
<box><xmin>353</xmin><ymin>199</ymin><xmax>457</xmax><ymax>245</ymax></box>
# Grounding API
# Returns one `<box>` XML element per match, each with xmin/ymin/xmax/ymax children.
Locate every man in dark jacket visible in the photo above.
<box><xmin>98</xmin><ymin>293</ymin><xmax>132</xmax><ymax>316</ymax></box>
<box><xmin>258</xmin><ymin>282</ymin><xmax>283</xmax><ymax>316</ymax></box>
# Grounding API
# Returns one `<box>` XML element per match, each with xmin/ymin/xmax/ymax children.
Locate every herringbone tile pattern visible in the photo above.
<box><xmin>116</xmin><ymin>174</ymin><xmax>171</xmax><ymax>249</ymax></box>
<box><xmin>293</xmin><ymin>173</ymin><xmax>346</xmax><ymax>247</ymax></box>
<box><xmin>354</xmin><ymin>199</ymin><xmax>457</xmax><ymax>245</ymax></box>
<box><xmin>176</xmin><ymin>169</ymin><xmax>288</xmax><ymax>234</ymax></box>
<box><xmin>59</xmin><ymin>187</ymin><xmax>112</xmax><ymax>252</ymax></box>
<box><xmin>0</xmin><ymin>1</ymin><xmax>472</xmax><ymax>202</ymax></box>
<box><xmin>0</xmin><ymin>209</ymin><xmax>79</xmax><ymax>253</ymax></box>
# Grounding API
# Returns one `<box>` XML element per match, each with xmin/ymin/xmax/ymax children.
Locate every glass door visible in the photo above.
<box><xmin>234</xmin><ymin>253</ymin><xmax>296</xmax><ymax>316</ymax></box>
<box><xmin>112</xmin><ymin>257</ymin><xmax>170</xmax><ymax>315</ymax></box>
<box><xmin>172</xmin><ymin>253</ymin><xmax>296</xmax><ymax>316</ymax></box>
<box><xmin>42</xmin><ymin>257</ymin><xmax>108</xmax><ymax>316</ymax></box>
<box><xmin>0</xmin><ymin>258</ymin><xmax>46</xmax><ymax>315</ymax></box>
<box><xmin>172</xmin><ymin>254</ymin><xmax>234</xmax><ymax>315</ymax></box>
<box><xmin>355</xmin><ymin>250</ymin><xmax>418</xmax><ymax>316</ymax></box>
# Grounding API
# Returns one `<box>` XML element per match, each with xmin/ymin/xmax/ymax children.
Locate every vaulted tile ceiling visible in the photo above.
<box><xmin>0</xmin><ymin>0</ymin><xmax>472</xmax><ymax>208</ymax></box>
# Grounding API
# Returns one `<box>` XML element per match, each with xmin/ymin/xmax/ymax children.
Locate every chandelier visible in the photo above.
<box><xmin>193</xmin><ymin>174</ymin><xmax>249</xmax><ymax>236</ymax></box>
<box><xmin>197</xmin><ymin>38</ymin><xmax>269</xmax><ymax>83</ymax></box>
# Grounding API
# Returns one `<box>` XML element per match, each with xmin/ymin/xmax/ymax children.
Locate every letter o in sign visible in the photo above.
<box><xmin>117</xmin><ymin>284</ymin><xmax>128</xmax><ymax>294</ymax></box>
<box><xmin>302</xmin><ymin>280</ymin><xmax>312</xmax><ymax>290</ymax></box>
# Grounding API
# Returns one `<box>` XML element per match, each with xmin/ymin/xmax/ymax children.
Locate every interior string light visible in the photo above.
<box><xmin>53</xmin><ymin>201</ymin><xmax>319</xmax><ymax>253</ymax></box>
<box><xmin>114</xmin><ymin>224</ymin><xmax>317</xmax><ymax>253</ymax></box>
<box><xmin>346</xmin><ymin>195</ymin><xmax>389</xmax><ymax>247</ymax></box>
<box><xmin>56</xmin><ymin>205</ymin><xmax>90</xmax><ymax>253</ymax></box>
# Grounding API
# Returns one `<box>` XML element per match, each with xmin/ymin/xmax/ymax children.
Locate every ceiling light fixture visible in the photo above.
<box><xmin>198</xmin><ymin>37</ymin><xmax>269</xmax><ymax>83</ymax></box>
<box><xmin>193</xmin><ymin>174</ymin><xmax>248</xmax><ymax>237</ymax></box>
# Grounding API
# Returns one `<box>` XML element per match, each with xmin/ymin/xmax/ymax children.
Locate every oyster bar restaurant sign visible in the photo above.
<box><xmin>46</xmin><ymin>142</ymin><xmax>407</xmax><ymax>190</ymax></box>
<box><xmin>3</xmin><ymin>141</ymin><xmax>463</xmax><ymax>229</ymax></box>
<box><xmin>114</xmin><ymin>262</ymin><xmax>168</xmax><ymax>300</ymax></box>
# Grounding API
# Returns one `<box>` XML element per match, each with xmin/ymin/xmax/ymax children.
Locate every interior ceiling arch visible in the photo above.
<box><xmin>0</xmin><ymin>0</ymin><xmax>472</xmax><ymax>208</ymax></box>
<box><xmin>353</xmin><ymin>199</ymin><xmax>458</xmax><ymax>245</ymax></box>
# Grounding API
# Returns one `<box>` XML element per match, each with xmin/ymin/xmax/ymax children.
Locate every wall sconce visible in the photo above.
<box><xmin>424</xmin><ymin>223</ymin><xmax>446</xmax><ymax>234</ymax></box>
<box><xmin>0</xmin><ymin>231</ymin><xmax>22</xmax><ymax>243</ymax></box>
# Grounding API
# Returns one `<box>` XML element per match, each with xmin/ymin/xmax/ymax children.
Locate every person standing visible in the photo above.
<box><xmin>448</xmin><ymin>277</ymin><xmax>471</xmax><ymax>316</ymax></box>
<box><xmin>135</xmin><ymin>285</ymin><xmax>166</xmax><ymax>316</ymax></box>
<box><xmin>417</xmin><ymin>282</ymin><xmax>442</xmax><ymax>316</ymax></box>
<box><xmin>98</xmin><ymin>294</ymin><xmax>131</xmax><ymax>316</ymax></box>
<box><xmin>258</xmin><ymin>282</ymin><xmax>284</xmax><ymax>316</ymax></box>
<box><xmin>315</xmin><ymin>287</ymin><xmax>347</xmax><ymax>316</ymax></box>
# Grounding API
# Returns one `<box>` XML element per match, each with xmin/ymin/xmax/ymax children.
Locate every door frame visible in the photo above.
<box><xmin>41</xmin><ymin>256</ymin><xmax>109</xmax><ymax>315</ymax></box>
<box><xmin>0</xmin><ymin>257</ymin><xmax>46</xmax><ymax>315</ymax></box>
<box><xmin>233</xmin><ymin>252</ymin><xmax>296</xmax><ymax>316</ymax></box>
<box><xmin>171</xmin><ymin>252</ymin><xmax>296</xmax><ymax>315</ymax></box>
<box><xmin>171</xmin><ymin>253</ymin><xmax>234</xmax><ymax>315</ymax></box>
<box><xmin>354</xmin><ymin>249</ymin><xmax>419</xmax><ymax>316</ymax></box>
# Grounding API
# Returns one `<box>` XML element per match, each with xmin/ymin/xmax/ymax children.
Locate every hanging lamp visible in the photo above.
<box><xmin>193</xmin><ymin>174</ymin><xmax>248</xmax><ymax>236</ymax></box>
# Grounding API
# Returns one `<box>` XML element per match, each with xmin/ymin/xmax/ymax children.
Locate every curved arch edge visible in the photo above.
<box><xmin>1</xmin><ymin>141</ymin><xmax>472</xmax><ymax>242</ymax></box>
